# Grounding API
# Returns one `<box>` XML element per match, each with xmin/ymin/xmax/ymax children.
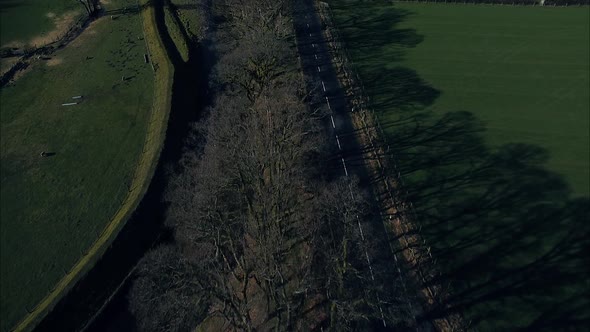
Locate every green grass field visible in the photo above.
<box><xmin>0</xmin><ymin>0</ymin><xmax>81</xmax><ymax>47</ymax></box>
<box><xmin>332</xmin><ymin>1</ymin><xmax>589</xmax><ymax>196</ymax></box>
<box><xmin>0</xmin><ymin>1</ymin><xmax>154</xmax><ymax>330</ymax></box>
<box><xmin>329</xmin><ymin>1</ymin><xmax>589</xmax><ymax>330</ymax></box>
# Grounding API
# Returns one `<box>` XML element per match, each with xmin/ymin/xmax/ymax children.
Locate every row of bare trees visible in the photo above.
<box><xmin>129</xmin><ymin>0</ymin><xmax>412</xmax><ymax>330</ymax></box>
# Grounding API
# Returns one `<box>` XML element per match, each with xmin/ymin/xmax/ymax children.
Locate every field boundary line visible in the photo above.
<box><xmin>12</xmin><ymin>1</ymin><xmax>174</xmax><ymax>331</ymax></box>
<box><xmin>316</xmin><ymin>1</ymin><xmax>469</xmax><ymax>330</ymax></box>
<box><xmin>392</xmin><ymin>0</ymin><xmax>589</xmax><ymax>7</ymax></box>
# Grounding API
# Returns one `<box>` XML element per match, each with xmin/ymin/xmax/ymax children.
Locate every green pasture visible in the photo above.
<box><xmin>329</xmin><ymin>1</ymin><xmax>589</xmax><ymax>330</ymax></box>
<box><xmin>0</xmin><ymin>2</ymin><xmax>153</xmax><ymax>330</ymax></box>
<box><xmin>0</xmin><ymin>0</ymin><xmax>81</xmax><ymax>47</ymax></box>
<box><xmin>332</xmin><ymin>1</ymin><xmax>589</xmax><ymax>196</ymax></box>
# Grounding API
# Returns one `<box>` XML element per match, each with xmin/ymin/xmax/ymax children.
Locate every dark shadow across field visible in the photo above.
<box><xmin>0</xmin><ymin>1</ymin><xmax>23</xmax><ymax>14</ymax></box>
<box><xmin>330</xmin><ymin>2</ymin><xmax>590</xmax><ymax>330</ymax></box>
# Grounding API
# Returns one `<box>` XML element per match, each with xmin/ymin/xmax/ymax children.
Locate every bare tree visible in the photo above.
<box><xmin>164</xmin><ymin>81</ymin><xmax>321</xmax><ymax>328</ymax></box>
<box><xmin>129</xmin><ymin>246</ymin><xmax>208</xmax><ymax>332</ymax></box>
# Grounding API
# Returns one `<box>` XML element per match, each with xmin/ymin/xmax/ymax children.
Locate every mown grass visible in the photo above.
<box><xmin>0</xmin><ymin>0</ymin><xmax>81</xmax><ymax>46</ymax></box>
<box><xmin>329</xmin><ymin>1</ymin><xmax>589</xmax><ymax>330</ymax></box>
<box><xmin>0</xmin><ymin>1</ymin><xmax>156</xmax><ymax>330</ymax></box>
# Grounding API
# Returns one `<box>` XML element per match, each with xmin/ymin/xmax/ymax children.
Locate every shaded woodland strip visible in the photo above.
<box><xmin>129</xmin><ymin>0</ymin><xmax>414</xmax><ymax>331</ymax></box>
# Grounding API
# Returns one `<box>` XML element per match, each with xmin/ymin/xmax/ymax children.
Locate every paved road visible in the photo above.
<box><xmin>293</xmin><ymin>1</ymin><xmax>435</xmax><ymax>330</ymax></box>
<box><xmin>294</xmin><ymin>3</ymin><xmax>366</xmax><ymax>181</ymax></box>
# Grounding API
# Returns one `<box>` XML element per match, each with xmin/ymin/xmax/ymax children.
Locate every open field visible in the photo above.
<box><xmin>329</xmin><ymin>1</ymin><xmax>589</xmax><ymax>330</ymax></box>
<box><xmin>0</xmin><ymin>0</ymin><xmax>81</xmax><ymax>47</ymax></box>
<box><xmin>0</xmin><ymin>1</ymin><xmax>160</xmax><ymax>330</ymax></box>
<box><xmin>331</xmin><ymin>1</ymin><xmax>589</xmax><ymax>196</ymax></box>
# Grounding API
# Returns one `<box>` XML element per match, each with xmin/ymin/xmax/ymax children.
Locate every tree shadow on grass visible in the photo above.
<box><xmin>331</xmin><ymin>3</ymin><xmax>438</xmax><ymax>111</ymax></box>
<box><xmin>333</xmin><ymin>3</ymin><xmax>590</xmax><ymax>330</ymax></box>
<box><xmin>332</xmin><ymin>3</ymin><xmax>422</xmax><ymax>53</ymax></box>
<box><xmin>0</xmin><ymin>0</ymin><xmax>23</xmax><ymax>14</ymax></box>
<box><xmin>373</xmin><ymin>67</ymin><xmax>589</xmax><ymax>331</ymax></box>
<box><xmin>366</xmin><ymin>66</ymin><xmax>440</xmax><ymax>112</ymax></box>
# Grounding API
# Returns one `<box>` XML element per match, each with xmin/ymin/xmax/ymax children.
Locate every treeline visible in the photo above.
<box><xmin>394</xmin><ymin>0</ymin><xmax>589</xmax><ymax>6</ymax></box>
<box><xmin>128</xmin><ymin>0</ymin><xmax>412</xmax><ymax>331</ymax></box>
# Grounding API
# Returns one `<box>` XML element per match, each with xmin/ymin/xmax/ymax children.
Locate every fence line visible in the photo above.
<box><xmin>393</xmin><ymin>0</ymin><xmax>588</xmax><ymax>5</ymax></box>
<box><xmin>316</xmin><ymin>1</ymin><xmax>469</xmax><ymax>330</ymax></box>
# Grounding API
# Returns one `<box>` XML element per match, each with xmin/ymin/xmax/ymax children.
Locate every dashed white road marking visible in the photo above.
<box><xmin>355</xmin><ymin>213</ymin><xmax>364</xmax><ymax>239</ymax></box>
<box><xmin>379</xmin><ymin>306</ymin><xmax>386</xmax><ymax>326</ymax></box>
<box><xmin>303</xmin><ymin>9</ymin><xmax>390</xmax><ymax>328</ymax></box>
<box><xmin>366</xmin><ymin>251</ymin><xmax>375</xmax><ymax>278</ymax></box>
<box><xmin>341</xmin><ymin>157</ymin><xmax>349</xmax><ymax>176</ymax></box>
